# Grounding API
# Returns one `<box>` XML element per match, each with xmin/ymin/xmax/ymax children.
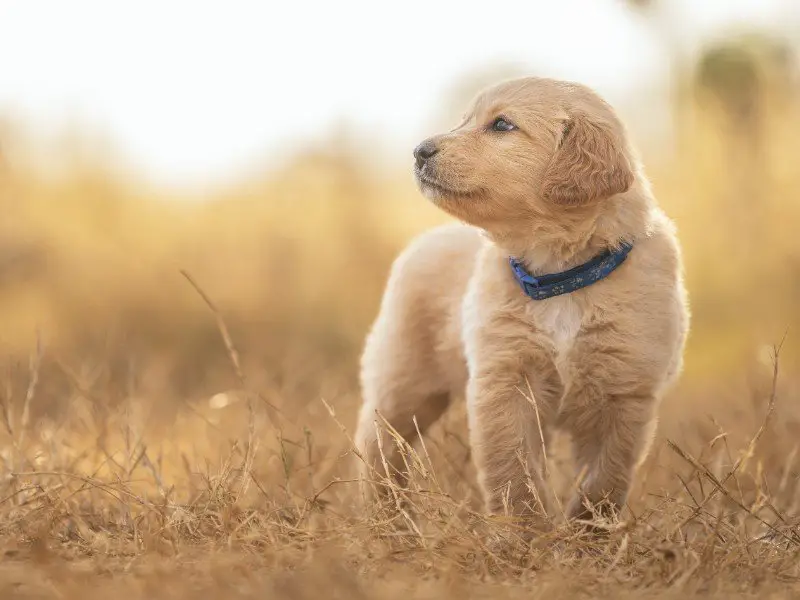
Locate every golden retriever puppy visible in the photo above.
<box><xmin>355</xmin><ymin>77</ymin><xmax>689</xmax><ymax>523</ymax></box>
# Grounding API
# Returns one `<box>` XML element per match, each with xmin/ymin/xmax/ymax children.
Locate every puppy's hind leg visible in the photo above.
<box><xmin>355</xmin><ymin>382</ymin><xmax>451</xmax><ymax>503</ymax></box>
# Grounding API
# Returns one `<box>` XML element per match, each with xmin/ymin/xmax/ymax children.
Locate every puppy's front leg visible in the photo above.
<box><xmin>467</xmin><ymin>359</ymin><xmax>557</xmax><ymax>519</ymax></box>
<box><xmin>558</xmin><ymin>342</ymin><xmax>659</xmax><ymax>522</ymax></box>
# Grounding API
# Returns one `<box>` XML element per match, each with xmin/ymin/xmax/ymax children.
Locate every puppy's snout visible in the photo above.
<box><xmin>413</xmin><ymin>139</ymin><xmax>439</xmax><ymax>168</ymax></box>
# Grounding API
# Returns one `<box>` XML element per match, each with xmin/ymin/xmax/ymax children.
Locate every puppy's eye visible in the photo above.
<box><xmin>490</xmin><ymin>117</ymin><xmax>516</xmax><ymax>132</ymax></box>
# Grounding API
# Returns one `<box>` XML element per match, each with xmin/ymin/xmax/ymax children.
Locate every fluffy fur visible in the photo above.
<box><xmin>355</xmin><ymin>77</ymin><xmax>689</xmax><ymax>523</ymax></box>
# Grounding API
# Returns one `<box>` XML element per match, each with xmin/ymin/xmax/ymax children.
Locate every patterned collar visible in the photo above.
<box><xmin>508</xmin><ymin>242</ymin><xmax>633</xmax><ymax>301</ymax></box>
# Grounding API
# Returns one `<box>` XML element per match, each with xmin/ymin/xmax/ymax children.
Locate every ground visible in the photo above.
<box><xmin>0</xmin><ymin>331</ymin><xmax>797</xmax><ymax>600</ymax></box>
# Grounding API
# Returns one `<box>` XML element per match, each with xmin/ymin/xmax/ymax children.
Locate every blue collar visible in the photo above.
<box><xmin>509</xmin><ymin>242</ymin><xmax>633</xmax><ymax>301</ymax></box>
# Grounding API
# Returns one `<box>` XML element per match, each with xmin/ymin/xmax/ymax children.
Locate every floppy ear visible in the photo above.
<box><xmin>541</xmin><ymin>114</ymin><xmax>634</xmax><ymax>206</ymax></box>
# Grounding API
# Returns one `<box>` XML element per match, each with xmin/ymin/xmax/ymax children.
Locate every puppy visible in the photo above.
<box><xmin>355</xmin><ymin>77</ymin><xmax>689</xmax><ymax>523</ymax></box>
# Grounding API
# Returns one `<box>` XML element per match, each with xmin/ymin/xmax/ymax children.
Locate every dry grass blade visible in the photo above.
<box><xmin>17</xmin><ymin>329</ymin><xmax>43</xmax><ymax>449</ymax></box>
<box><xmin>669</xmin><ymin>335</ymin><xmax>785</xmax><ymax>534</ymax></box>
<box><xmin>179</xmin><ymin>269</ymin><xmax>282</xmax><ymax>420</ymax></box>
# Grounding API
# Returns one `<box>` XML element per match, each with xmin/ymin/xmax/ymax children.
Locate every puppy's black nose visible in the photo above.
<box><xmin>413</xmin><ymin>139</ymin><xmax>439</xmax><ymax>168</ymax></box>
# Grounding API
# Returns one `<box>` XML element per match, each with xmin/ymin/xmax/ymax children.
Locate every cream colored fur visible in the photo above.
<box><xmin>354</xmin><ymin>77</ymin><xmax>689</xmax><ymax>524</ymax></box>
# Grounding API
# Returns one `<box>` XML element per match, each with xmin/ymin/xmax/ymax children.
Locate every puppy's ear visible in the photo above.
<box><xmin>541</xmin><ymin>114</ymin><xmax>634</xmax><ymax>206</ymax></box>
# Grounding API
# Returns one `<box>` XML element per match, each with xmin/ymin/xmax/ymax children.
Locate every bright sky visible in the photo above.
<box><xmin>0</xmin><ymin>0</ymin><xmax>795</xmax><ymax>186</ymax></box>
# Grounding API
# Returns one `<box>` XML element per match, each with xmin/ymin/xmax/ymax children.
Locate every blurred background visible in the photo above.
<box><xmin>0</xmin><ymin>0</ymin><xmax>799</xmax><ymax>478</ymax></box>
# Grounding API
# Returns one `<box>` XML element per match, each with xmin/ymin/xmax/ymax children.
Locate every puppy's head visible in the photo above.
<box><xmin>413</xmin><ymin>77</ymin><xmax>635</xmax><ymax>230</ymax></box>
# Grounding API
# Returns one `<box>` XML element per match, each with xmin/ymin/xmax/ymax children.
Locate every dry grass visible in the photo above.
<box><xmin>1</xmin><ymin>93</ymin><xmax>800</xmax><ymax>597</ymax></box>
<box><xmin>0</xmin><ymin>276</ymin><xmax>797</xmax><ymax>599</ymax></box>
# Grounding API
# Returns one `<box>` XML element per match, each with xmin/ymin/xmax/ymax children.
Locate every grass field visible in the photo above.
<box><xmin>1</xmin><ymin>96</ymin><xmax>800</xmax><ymax>598</ymax></box>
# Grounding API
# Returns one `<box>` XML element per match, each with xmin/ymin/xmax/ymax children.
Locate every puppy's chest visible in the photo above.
<box><xmin>526</xmin><ymin>297</ymin><xmax>583</xmax><ymax>357</ymax></box>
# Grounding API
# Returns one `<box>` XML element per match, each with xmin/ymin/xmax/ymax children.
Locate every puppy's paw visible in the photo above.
<box><xmin>565</xmin><ymin>496</ymin><xmax>623</xmax><ymax>536</ymax></box>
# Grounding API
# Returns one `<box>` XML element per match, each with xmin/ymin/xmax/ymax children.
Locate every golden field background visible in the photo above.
<box><xmin>2</xmin><ymin>38</ymin><xmax>800</xmax><ymax>598</ymax></box>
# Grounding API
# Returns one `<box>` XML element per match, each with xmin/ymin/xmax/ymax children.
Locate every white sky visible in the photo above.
<box><xmin>0</xmin><ymin>0</ymin><xmax>796</xmax><ymax>186</ymax></box>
